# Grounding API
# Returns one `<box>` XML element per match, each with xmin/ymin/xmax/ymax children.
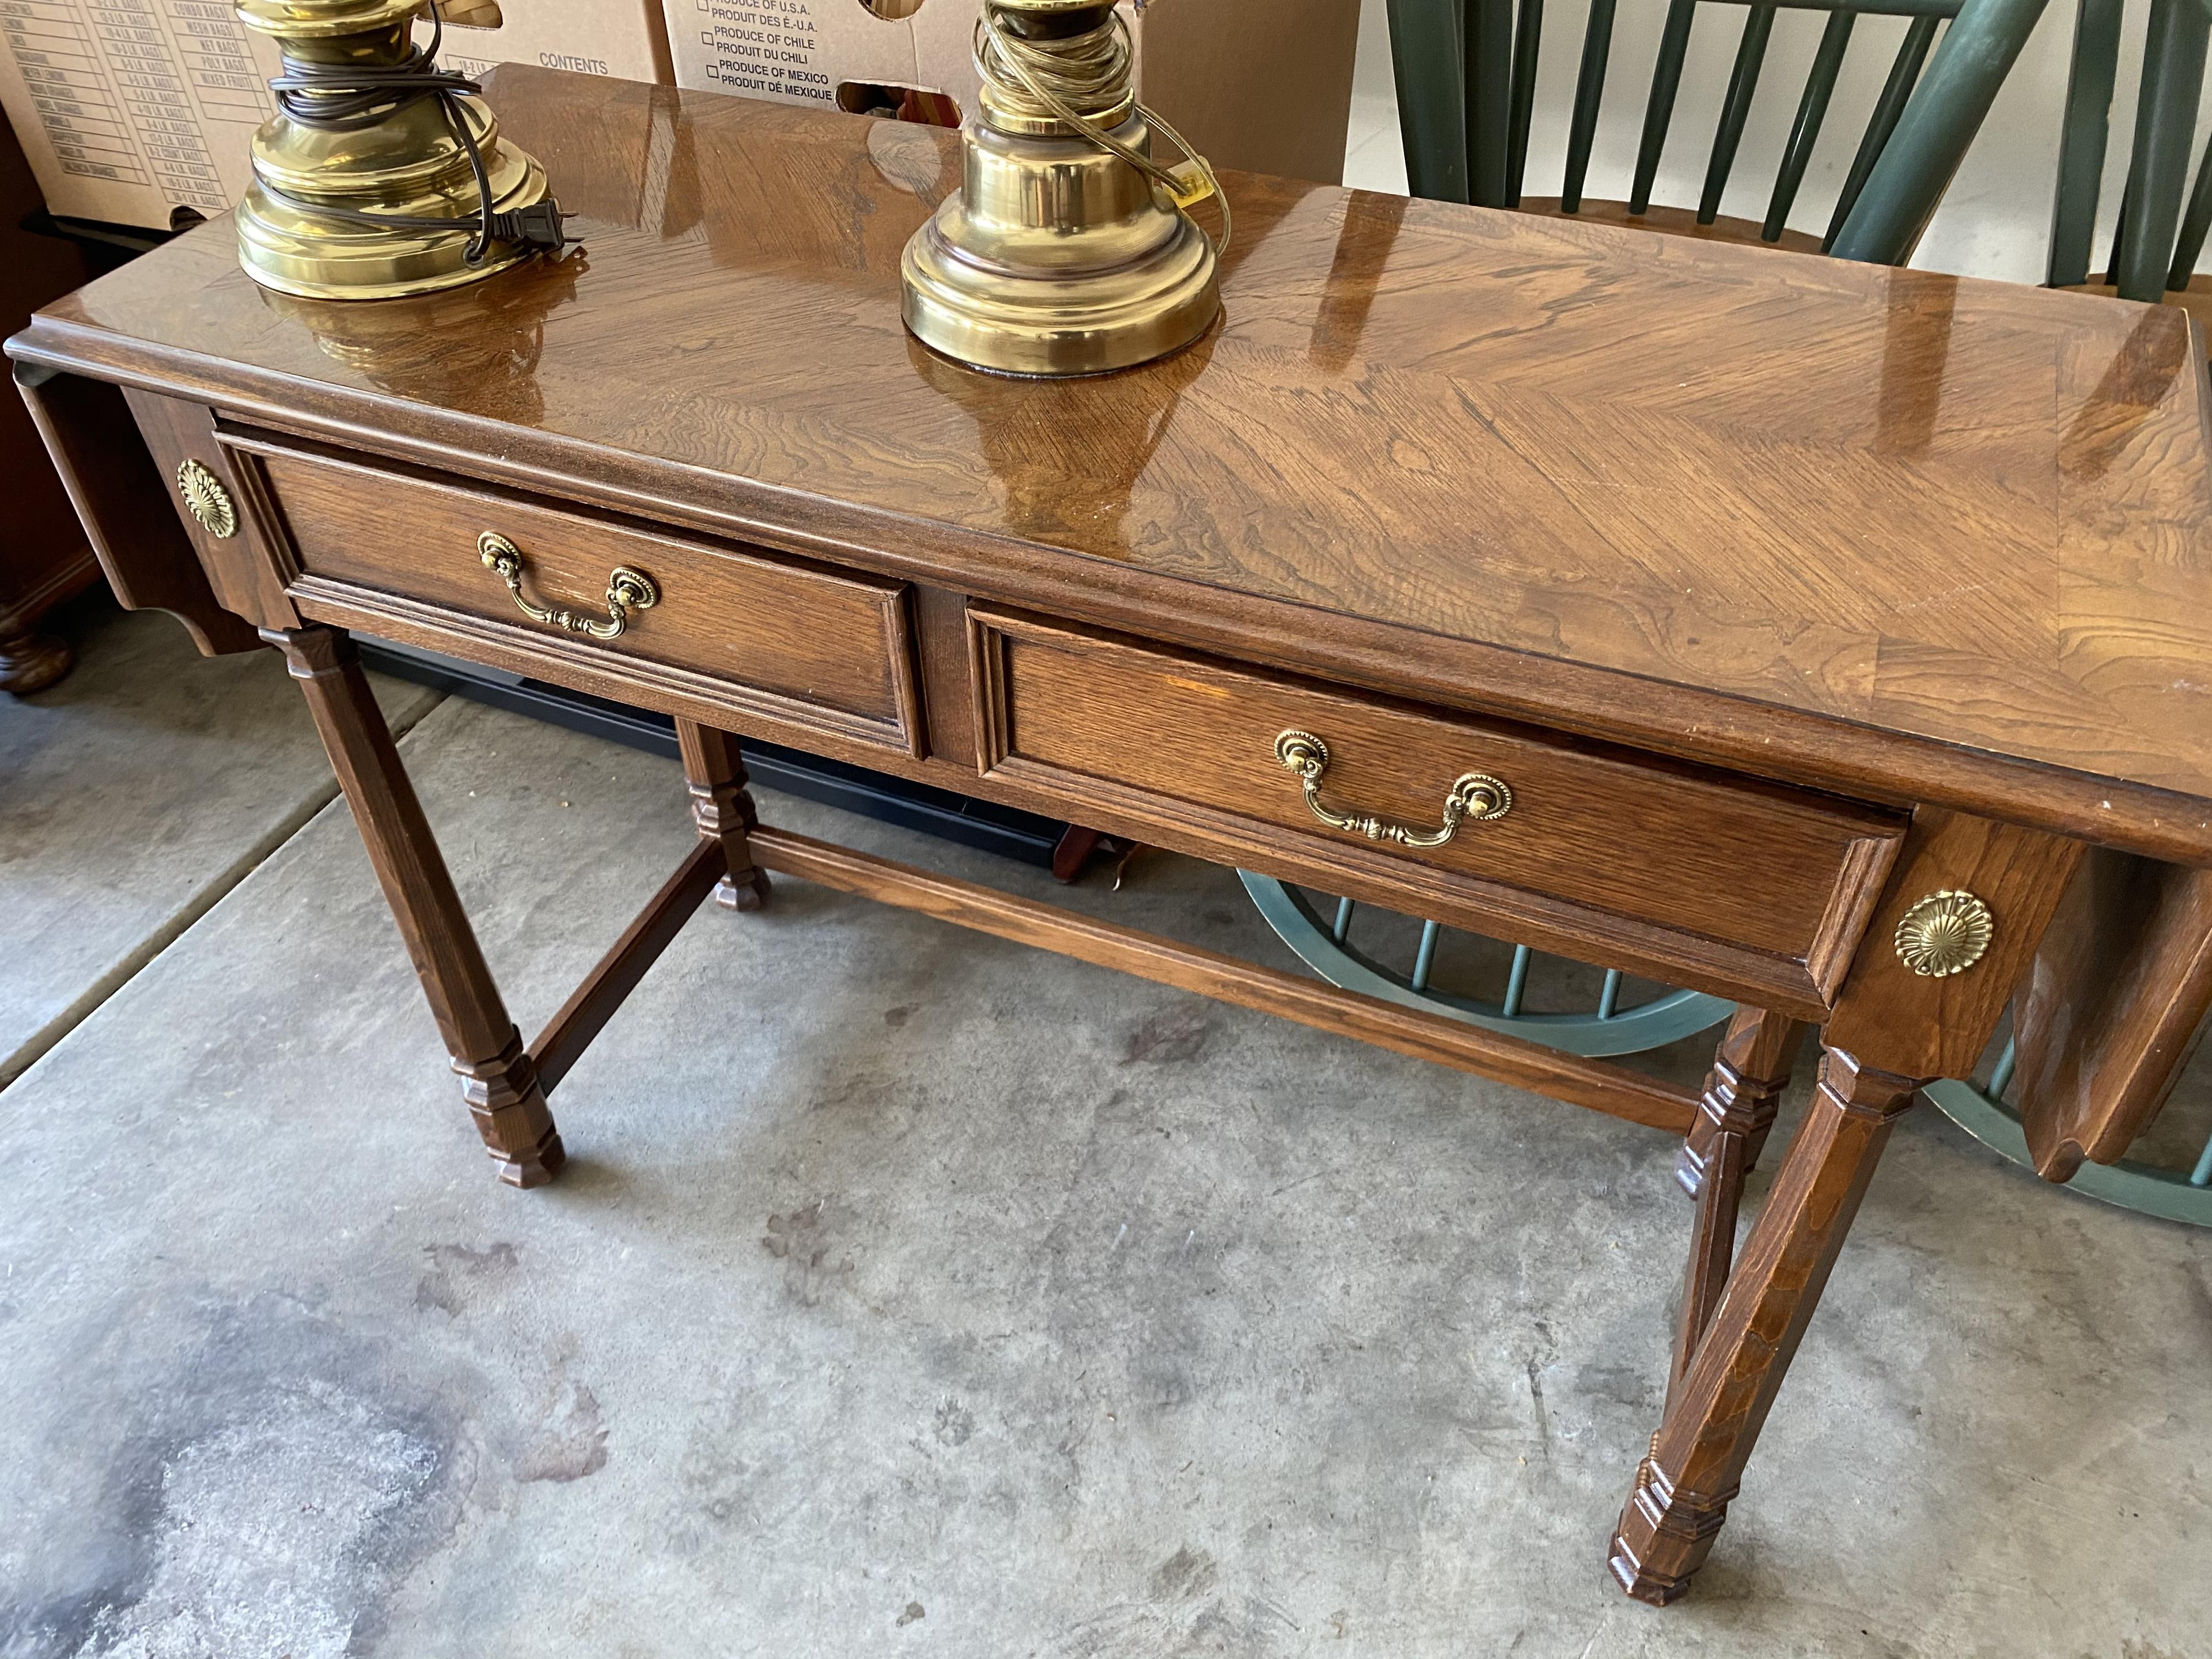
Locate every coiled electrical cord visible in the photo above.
<box><xmin>263</xmin><ymin>0</ymin><xmax>571</xmax><ymax>264</ymax></box>
<box><xmin>976</xmin><ymin>3</ymin><xmax>1230</xmax><ymax>255</ymax></box>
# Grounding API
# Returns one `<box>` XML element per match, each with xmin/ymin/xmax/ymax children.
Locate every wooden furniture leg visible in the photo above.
<box><xmin>1610</xmin><ymin>1045</ymin><xmax>1920</xmax><ymax>1604</ymax></box>
<box><xmin>675</xmin><ymin>718</ymin><xmax>771</xmax><ymax>911</ymax></box>
<box><xmin>1668</xmin><ymin>1009</ymin><xmax>1806</xmax><ymax>1404</ymax></box>
<box><xmin>270</xmin><ymin>624</ymin><xmax>564</xmax><ymax>1187</ymax></box>
<box><xmin>0</xmin><ymin>627</ymin><xmax>72</xmax><ymax>695</ymax></box>
<box><xmin>2</xmin><ymin>120</ymin><xmax>97</xmax><ymax>700</ymax></box>
<box><xmin>1051</xmin><ymin>824</ymin><xmax>1104</xmax><ymax>884</ymax></box>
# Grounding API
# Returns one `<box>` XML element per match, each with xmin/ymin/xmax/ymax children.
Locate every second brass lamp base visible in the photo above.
<box><xmin>902</xmin><ymin>0</ymin><xmax>1222</xmax><ymax>377</ymax></box>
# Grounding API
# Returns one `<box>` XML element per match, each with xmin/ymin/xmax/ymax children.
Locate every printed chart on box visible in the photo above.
<box><xmin>2</xmin><ymin>0</ymin><xmax>266</xmax><ymax>210</ymax></box>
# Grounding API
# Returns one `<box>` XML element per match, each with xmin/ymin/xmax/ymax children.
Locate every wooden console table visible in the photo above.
<box><xmin>14</xmin><ymin>69</ymin><xmax>2212</xmax><ymax>1604</ymax></box>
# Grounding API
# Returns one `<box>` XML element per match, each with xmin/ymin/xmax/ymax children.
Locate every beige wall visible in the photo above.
<box><xmin>1343</xmin><ymin>0</ymin><xmax>2196</xmax><ymax>285</ymax></box>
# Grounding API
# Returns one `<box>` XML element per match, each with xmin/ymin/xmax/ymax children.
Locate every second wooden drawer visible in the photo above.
<box><xmin>971</xmin><ymin>609</ymin><xmax>1906</xmax><ymax>1016</ymax></box>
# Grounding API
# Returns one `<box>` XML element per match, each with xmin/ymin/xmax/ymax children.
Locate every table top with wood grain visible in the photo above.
<box><xmin>20</xmin><ymin>66</ymin><xmax>2212</xmax><ymax>861</ymax></box>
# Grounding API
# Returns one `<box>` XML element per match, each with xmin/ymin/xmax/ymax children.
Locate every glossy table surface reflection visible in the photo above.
<box><xmin>26</xmin><ymin>67</ymin><xmax>2212</xmax><ymax>858</ymax></box>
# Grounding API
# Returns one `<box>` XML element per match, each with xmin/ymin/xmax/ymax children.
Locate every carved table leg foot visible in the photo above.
<box><xmin>1611</xmin><ymin>1452</ymin><xmax>1737</xmax><ymax>1607</ymax></box>
<box><xmin>676</xmin><ymin>717</ymin><xmax>771</xmax><ymax>911</ymax></box>
<box><xmin>460</xmin><ymin>1033</ymin><xmax>566</xmax><ymax>1188</ymax></box>
<box><xmin>270</xmin><ymin>624</ymin><xmax>564</xmax><ymax>1187</ymax></box>
<box><xmin>1611</xmin><ymin>1046</ymin><xmax>1920</xmax><ymax>1604</ymax></box>
<box><xmin>0</xmin><ymin>628</ymin><xmax>73</xmax><ymax>696</ymax></box>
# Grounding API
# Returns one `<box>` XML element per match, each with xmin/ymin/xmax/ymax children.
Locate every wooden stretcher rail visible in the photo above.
<box><xmin>745</xmin><ymin>824</ymin><xmax>1702</xmax><ymax>1135</ymax></box>
<box><xmin>529</xmin><ymin>836</ymin><xmax>726</xmax><ymax>1092</ymax></box>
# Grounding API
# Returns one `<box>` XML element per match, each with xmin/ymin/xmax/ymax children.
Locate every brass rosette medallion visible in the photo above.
<box><xmin>176</xmin><ymin>459</ymin><xmax>238</xmax><ymax>539</ymax></box>
<box><xmin>1893</xmin><ymin>890</ymin><xmax>1994</xmax><ymax>978</ymax></box>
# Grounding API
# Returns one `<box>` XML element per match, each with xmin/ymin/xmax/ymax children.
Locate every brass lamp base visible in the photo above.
<box><xmin>900</xmin><ymin>0</ymin><xmax>1222</xmax><ymax>377</ymax></box>
<box><xmin>903</xmin><ymin>114</ymin><xmax>1218</xmax><ymax>377</ymax></box>
<box><xmin>236</xmin><ymin>99</ymin><xmax>550</xmax><ymax>301</ymax></box>
<box><xmin>234</xmin><ymin>0</ymin><xmax>558</xmax><ymax>301</ymax></box>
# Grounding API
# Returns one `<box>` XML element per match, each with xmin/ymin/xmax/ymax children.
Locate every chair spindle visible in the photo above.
<box><xmin>1598</xmin><ymin>969</ymin><xmax>1624</xmax><ymax>1020</ymax></box>
<box><xmin>1563</xmin><ymin>0</ymin><xmax>1619</xmax><ymax>211</ymax></box>
<box><xmin>1388</xmin><ymin>0</ymin><xmax>1470</xmax><ymax>202</ymax></box>
<box><xmin>1632</xmin><ymin>0</ymin><xmax>1699</xmax><ymax>216</ymax></box>
<box><xmin>2046</xmin><ymin>0</ymin><xmax>2122</xmax><ymax>286</ymax></box>
<box><xmin>1506</xmin><ymin>0</ymin><xmax>1544</xmax><ymax>204</ymax></box>
<box><xmin>1700</xmin><ymin>5</ymin><xmax>1777</xmax><ymax>225</ymax></box>
<box><xmin>2113</xmin><ymin>0</ymin><xmax>2209</xmax><ymax>301</ymax></box>
<box><xmin>2165</xmin><ymin>134</ymin><xmax>2212</xmax><ymax>293</ymax></box>
<box><xmin>1411</xmin><ymin>919</ymin><xmax>1442</xmax><ymax>993</ymax></box>
<box><xmin>1765</xmin><ymin>9</ymin><xmax>1856</xmax><ymax>241</ymax></box>
<box><xmin>1502</xmin><ymin>944</ymin><xmax>1533</xmax><ymax>1017</ymax></box>
<box><xmin>1467</xmin><ymin>0</ymin><xmax>1516</xmax><ymax>206</ymax></box>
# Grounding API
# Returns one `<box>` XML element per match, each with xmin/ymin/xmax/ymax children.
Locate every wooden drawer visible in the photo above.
<box><xmin>971</xmin><ymin>610</ymin><xmax>1906</xmax><ymax>1016</ymax></box>
<box><xmin>248</xmin><ymin>441</ymin><xmax>922</xmax><ymax>755</ymax></box>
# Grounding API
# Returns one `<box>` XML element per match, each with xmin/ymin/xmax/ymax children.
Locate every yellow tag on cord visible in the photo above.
<box><xmin>1167</xmin><ymin>160</ymin><xmax>1216</xmax><ymax>210</ymax></box>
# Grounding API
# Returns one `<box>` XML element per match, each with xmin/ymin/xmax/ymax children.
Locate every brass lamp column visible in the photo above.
<box><xmin>235</xmin><ymin>0</ymin><xmax>556</xmax><ymax>300</ymax></box>
<box><xmin>902</xmin><ymin>0</ymin><xmax>1224</xmax><ymax>377</ymax></box>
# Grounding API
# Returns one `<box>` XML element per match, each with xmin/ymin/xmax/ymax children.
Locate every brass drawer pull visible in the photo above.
<box><xmin>478</xmin><ymin>531</ymin><xmax>658</xmax><ymax>639</ymax></box>
<box><xmin>1274</xmin><ymin>728</ymin><xmax>1512</xmax><ymax>847</ymax></box>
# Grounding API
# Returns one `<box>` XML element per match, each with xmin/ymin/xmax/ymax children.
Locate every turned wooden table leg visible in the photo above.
<box><xmin>1611</xmin><ymin>1045</ymin><xmax>1919</xmax><ymax>1604</ymax></box>
<box><xmin>268</xmin><ymin>625</ymin><xmax>563</xmax><ymax>1187</ymax></box>
<box><xmin>0</xmin><ymin>627</ymin><xmax>72</xmax><ymax>696</ymax></box>
<box><xmin>1668</xmin><ymin>1008</ymin><xmax>1806</xmax><ymax>1406</ymax></box>
<box><xmin>676</xmin><ymin>717</ymin><xmax>771</xmax><ymax>912</ymax></box>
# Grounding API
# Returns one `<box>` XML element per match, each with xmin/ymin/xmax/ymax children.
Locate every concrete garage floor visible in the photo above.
<box><xmin>0</xmin><ymin>592</ymin><xmax>440</xmax><ymax>1089</ymax></box>
<box><xmin>2</xmin><ymin>599</ymin><xmax>2208</xmax><ymax>1659</ymax></box>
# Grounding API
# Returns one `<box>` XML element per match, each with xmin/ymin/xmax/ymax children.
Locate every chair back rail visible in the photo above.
<box><xmin>1388</xmin><ymin>0</ymin><xmax>2047</xmax><ymax>266</ymax></box>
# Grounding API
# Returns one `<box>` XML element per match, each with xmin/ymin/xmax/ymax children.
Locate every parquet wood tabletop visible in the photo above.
<box><xmin>18</xmin><ymin>69</ymin><xmax>2212</xmax><ymax>861</ymax></box>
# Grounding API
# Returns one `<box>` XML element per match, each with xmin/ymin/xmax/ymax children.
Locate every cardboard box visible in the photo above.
<box><xmin>422</xmin><ymin>0</ymin><xmax>671</xmax><ymax>94</ymax></box>
<box><xmin>666</xmin><ymin>0</ymin><xmax>1359</xmax><ymax>186</ymax></box>
<box><xmin>0</xmin><ymin>0</ymin><xmax>672</xmax><ymax>232</ymax></box>
<box><xmin>0</xmin><ymin>0</ymin><xmax>283</xmax><ymax>229</ymax></box>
